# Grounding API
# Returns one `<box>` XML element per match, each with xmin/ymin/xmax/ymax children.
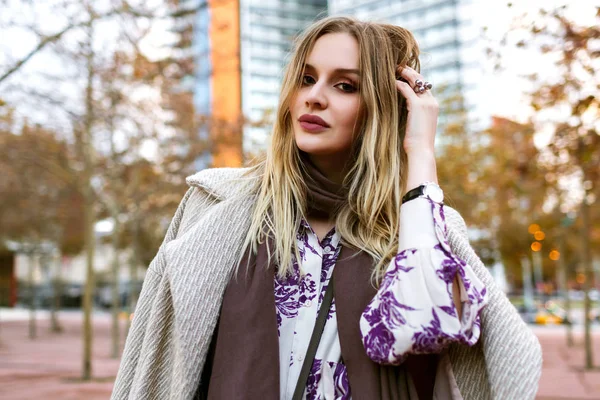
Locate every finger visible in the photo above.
<box><xmin>396</xmin><ymin>65</ymin><xmax>424</xmax><ymax>89</ymax></box>
<box><xmin>395</xmin><ymin>79</ymin><xmax>418</xmax><ymax>103</ymax></box>
<box><xmin>398</xmin><ymin>68</ymin><xmax>434</xmax><ymax>96</ymax></box>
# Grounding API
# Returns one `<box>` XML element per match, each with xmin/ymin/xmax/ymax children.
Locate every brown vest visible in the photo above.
<box><xmin>199</xmin><ymin>242</ymin><xmax>438</xmax><ymax>399</ymax></box>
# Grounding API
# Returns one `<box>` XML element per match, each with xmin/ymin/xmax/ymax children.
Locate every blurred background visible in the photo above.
<box><xmin>0</xmin><ymin>0</ymin><xmax>598</xmax><ymax>399</ymax></box>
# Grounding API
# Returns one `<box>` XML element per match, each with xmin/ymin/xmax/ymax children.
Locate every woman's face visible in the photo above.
<box><xmin>290</xmin><ymin>32</ymin><xmax>362</xmax><ymax>172</ymax></box>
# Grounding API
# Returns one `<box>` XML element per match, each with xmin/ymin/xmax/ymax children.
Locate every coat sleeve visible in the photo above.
<box><xmin>443</xmin><ymin>207</ymin><xmax>542</xmax><ymax>400</ymax></box>
<box><xmin>111</xmin><ymin>187</ymin><xmax>205</xmax><ymax>399</ymax></box>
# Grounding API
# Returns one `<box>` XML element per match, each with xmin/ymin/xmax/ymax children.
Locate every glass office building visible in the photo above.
<box><xmin>191</xmin><ymin>0</ymin><xmax>328</xmax><ymax>165</ymax></box>
<box><xmin>329</xmin><ymin>0</ymin><xmax>490</xmax><ymax>130</ymax></box>
<box><xmin>192</xmin><ymin>0</ymin><xmax>491</xmax><ymax>163</ymax></box>
<box><xmin>240</xmin><ymin>0</ymin><xmax>328</xmax><ymax>152</ymax></box>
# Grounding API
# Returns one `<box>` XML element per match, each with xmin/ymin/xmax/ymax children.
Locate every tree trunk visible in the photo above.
<box><xmin>82</xmin><ymin>186</ymin><xmax>95</xmax><ymax>380</ymax></box>
<box><xmin>111</xmin><ymin>215</ymin><xmax>121</xmax><ymax>358</ymax></box>
<box><xmin>532</xmin><ymin>250</ymin><xmax>544</xmax><ymax>303</ymax></box>
<box><xmin>126</xmin><ymin>167</ymin><xmax>142</xmax><ymax>336</ymax></box>
<box><xmin>127</xmin><ymin>214</ymin><xmax>141</xmax><ymax>335</ymax></box>
<box><xmin>521</xmin><ymin>256</ymin><xmax>535</xmax><ymax>322</ymax></box>
<box><xmin>557</xmin><ymin>236</ymin><xmax>573</xmax><ymax>346</ymax></box>
<box><xmin>81</xmin><ymin>11</ymin><xmax>96</xmax><ymax>381</ymax></box>
<box><xmin>50</xmin><ymin>250</ymin><xmax>63</xmax><ymax>333</ymax></box>
<box><xmin>581</xmin><ymin>199</ymin><xmax>594</xmax><ymax>369</ymax></box>
<box><xmin>28</xmin><ymin>253</ymin><xmax>36</xmax><ymax>340</ymax></box>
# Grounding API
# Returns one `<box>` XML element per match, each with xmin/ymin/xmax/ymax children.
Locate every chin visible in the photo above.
<box><xmin>294</xmin><ymin>133</ymin><xmax>334</xmax><ymax>156</ymax></box>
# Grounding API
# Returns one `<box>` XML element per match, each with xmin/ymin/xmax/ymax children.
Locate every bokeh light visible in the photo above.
<box><xmin>528</xmin><ymin>223</ymin><xmax>541</xmax><ymax>234</ymax></box>
<box><xmin>549</xmin><ymin>250</ymin><xmax>560</xmax><ymax>260</ymax></box>
<box><xmin>534</xmin><ymin>231</ymin><xmax>546</xmax><ymax>241</ymax></box>
<box><xmin>531</xmin><ymin>241</ymin><xmax>542</xmax><ymax>252</ymax></box>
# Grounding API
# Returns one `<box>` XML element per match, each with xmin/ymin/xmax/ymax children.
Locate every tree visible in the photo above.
<box><xmin>0</xmin><ymin>0</ymin><xmax>209</xmax><ymax>85</ymax></box>
<box><xmin>1</xmin><ymin>0</ymin><xmax>244</xmax><ymax>373</ymax></box>
<box><xmin>1</xmin><ymin>0</ymin><xmax>180</xmax><ymax>379</ymax></box>
<box><xmin>93</xmin><ymin>42</ymin><xmax>213</xmax><ymax>355</ymax></box>
<box><xmin>436</xmin><ymin>88</ymin><xmax>550</xmax><ymax>288</ymax></box>
<box><xmin>499</xmin><ymin>4</ymin><xmax>599</xmax><ymax>369</ymax></box>
<box><xmin>0</xmin><ymin>107</ymin><xmax>83</xmax><ymax>337</ymax></box>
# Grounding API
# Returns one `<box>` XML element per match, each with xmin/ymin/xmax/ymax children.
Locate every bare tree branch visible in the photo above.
<box><xmin>0</xmin><ymin>4</ymin><xmax>153</xmax><ymax>84</ymax></box>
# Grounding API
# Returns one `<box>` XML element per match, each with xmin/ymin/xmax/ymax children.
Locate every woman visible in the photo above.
<box><xmin>112</xmin><ymin>16</ymin><xmax>542</xmax><ymax>400</ymax></box>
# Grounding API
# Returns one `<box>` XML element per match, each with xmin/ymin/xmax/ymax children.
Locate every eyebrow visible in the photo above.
<box><xmin>304</xmin><ymin>63</ymin><xmax>360</xmax><ymax>76</ymax></box>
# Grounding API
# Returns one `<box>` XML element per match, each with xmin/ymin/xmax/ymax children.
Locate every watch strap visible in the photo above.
<box><xmin>402</xmin><ymin>185</ymin><xmax>424</xmax><ymax>204</ymax></box>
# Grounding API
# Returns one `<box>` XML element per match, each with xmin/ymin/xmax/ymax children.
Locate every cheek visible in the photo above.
<box><xmin>290</xmin><ymin>91</ymin><xmax>305</xmax><ymax>116</ymax></box>
<box><xmin>336</xmin><ymin>99</ymin><xmax>362</xmax><ymax>137</ymax></box>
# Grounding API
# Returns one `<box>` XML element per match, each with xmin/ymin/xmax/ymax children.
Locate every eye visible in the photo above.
<box><xmin>302</xmin><ymin>75</ymin><xmax>315</xmax><ymax>85</ymax></box>
<box><xmin>335</xmin><ymin>82</ymin><xmax>358</xmax><ymax>93</ymax></box>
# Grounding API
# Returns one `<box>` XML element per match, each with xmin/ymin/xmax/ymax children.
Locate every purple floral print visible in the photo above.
<box><xmin>305</xmin><ymin>359</ymin><xmax>351</xmax><ymax>400</ymax></box>
<box><xmin>277</xmin><ymin>220</ymin><xmax>350</xmax><ymax>399</ymax></box>
<box><xmin>359</xmin><ymin>199</ymin><xmax>489</xmax><ymax>365</ymax></box>
<box><xmin>305</xmin><ymin>359</ymin><xmax>323</xmax><ymax>399</ymax></box>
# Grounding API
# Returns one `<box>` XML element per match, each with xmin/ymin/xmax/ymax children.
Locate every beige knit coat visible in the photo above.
<box><xmin>111</xmin><ymin>167</ymin><xmax>542</xmax><ymax>400</ymax></box>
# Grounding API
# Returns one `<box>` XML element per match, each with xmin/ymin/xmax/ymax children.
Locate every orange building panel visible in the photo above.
<box><xmin>209</xmin><ymin>0</ymin><xmax>243</xmax><ymax>167</ymax></box>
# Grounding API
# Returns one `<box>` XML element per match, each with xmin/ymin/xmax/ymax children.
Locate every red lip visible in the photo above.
<box><xmin>298</xmin><ymin>114</ymin><xmax>329</xmax><ymax>133</ymax></box>
<box><xmin>298</xmin><ymin>114</ymin><xmax>330</xmax><ymax>128</ymax></box>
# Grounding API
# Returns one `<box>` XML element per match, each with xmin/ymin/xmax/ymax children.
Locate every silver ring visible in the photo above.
<box><xmin>413</xmin><ymin>80</ymin><xmax>432</xmax><ymax>93</ymax></box>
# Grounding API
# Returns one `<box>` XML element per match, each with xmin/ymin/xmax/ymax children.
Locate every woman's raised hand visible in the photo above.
<box><xmin>395</xmin><ymin>66</ymin><xmax>439</xmax><ymax>156</ymax></box>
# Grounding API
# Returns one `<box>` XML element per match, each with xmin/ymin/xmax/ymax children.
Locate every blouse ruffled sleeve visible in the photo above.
<box><xmin>359</xmin><ymin>197</ymin><xmax>489</xmax><ymax>365</ymax></box>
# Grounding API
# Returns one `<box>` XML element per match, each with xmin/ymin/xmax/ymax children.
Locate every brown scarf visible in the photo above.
<box><xmin>199</xmin><ymin>157</ymin><xmax>438</xmax><ymax>399</ymax></box>
<box><xmin>301</xmin><ymin>154</ymin><xmax>347</xmax><ymax>218</ymax></box>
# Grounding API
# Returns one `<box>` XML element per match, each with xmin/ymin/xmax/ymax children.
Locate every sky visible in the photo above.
<box><xmin>469</xmin><ymin>0</ymin><xmax>597</xmax><ymax>125</ymax></box>
<box><xmin>0</xmin><ymin>0</ymin><xmax>170</xmax><ymax>127</ymax></box>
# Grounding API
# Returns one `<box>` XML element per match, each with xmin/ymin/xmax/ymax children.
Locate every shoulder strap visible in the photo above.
<box><xmin>291</xmin><ymin>279</ymin><xmax>335</xmax><ymax>400</ymax></box>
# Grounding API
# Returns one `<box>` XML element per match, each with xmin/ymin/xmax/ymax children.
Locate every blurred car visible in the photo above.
<box><xmin>534</xmin><ymin>301</ymin><xmax>566</xmax><ymax>325</ymax></box>
<box><xmin>535</xmin><ymin>311</ymin><xmax>564</xmax><ymax>325</ymax></box>
<box><xmin>534</xmin><ymin>300</ymin><xmax>600</xmax><ymax>325</ymax></box>
<box><xmin>17</xmin><ymin>282</ymin><xmax>83</xmax><ymax>309</ymax></box>
<box><xmin>589</xmin><ymin>308</ymin><xmax>600</xmax><ymax>322</ymax></box>
<box><xmin>568</xmin><ymin>289</ymin><xmax>599</xmax><ymax>301</ymax></box>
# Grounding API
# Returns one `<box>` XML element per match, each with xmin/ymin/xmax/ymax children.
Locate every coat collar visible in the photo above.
<box><xmin>186</xmin><ymin>167</ymin><xmax>256</xmax><ymax>201</ymax></box>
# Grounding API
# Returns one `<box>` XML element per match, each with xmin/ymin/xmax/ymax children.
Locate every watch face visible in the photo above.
<box><xmin>424</xmin><ymin>184</ymin><xmax>444</xmax><ymax>203</ymax></box>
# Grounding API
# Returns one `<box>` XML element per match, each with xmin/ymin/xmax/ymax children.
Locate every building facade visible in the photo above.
<box><xmin>329</xmin><ymin>0</ymin><xmax>490</xmax><ymax>130</ymax></box>
<box><xmin>192</xmin><ymin>0</ymin><xmax>328</xmax><ymax>165</ymax></box>
<box><xmin>240</xmin><ymin>0</ymin><xmax>328</xmax><ymax>152</ymax></box>
<box><xmin>192</xmin><ymin>0</ymin><xmax>493</xmax><ymax>162</ymax></box>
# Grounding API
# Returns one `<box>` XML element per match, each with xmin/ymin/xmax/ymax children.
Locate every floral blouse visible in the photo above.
<box><xmin>274</xmin><ymin>198</ymin><xmax>488</xmax><ymax>400</ymax></box>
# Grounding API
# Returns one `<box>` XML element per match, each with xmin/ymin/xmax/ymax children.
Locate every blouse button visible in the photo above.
<box><xmin>297</xmin><ymin>354</ymin><xmax>304</xmax><ymax>362</ymax></box>
<box><xmin>304</xmin><ymin>300</ymin><xmax>312</xmax><ymax>307</ymax></box>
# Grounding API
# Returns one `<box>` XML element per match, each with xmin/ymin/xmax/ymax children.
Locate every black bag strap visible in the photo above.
<box><xmin>291</xmin><ymin>279</ymin><xmax>335</xmax><ymax>400</ymax></box>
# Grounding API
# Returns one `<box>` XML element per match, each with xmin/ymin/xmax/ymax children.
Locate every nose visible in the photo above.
<box><xmin>305</xmin><ymin>81</ymin><xmax>328</xmax><ymax>109</ymax></box>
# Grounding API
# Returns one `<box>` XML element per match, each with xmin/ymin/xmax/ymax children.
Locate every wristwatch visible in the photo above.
<box><xmin>402</xmin><ymin>182</ymin><xmax>444</xmax><ymax>204</ymax></box>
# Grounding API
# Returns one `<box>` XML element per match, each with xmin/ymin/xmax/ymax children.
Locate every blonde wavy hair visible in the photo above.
<box><xmin>242</xmin><ymin>16</ymin><xmax>421</xmax><ymax>285</ymax></box>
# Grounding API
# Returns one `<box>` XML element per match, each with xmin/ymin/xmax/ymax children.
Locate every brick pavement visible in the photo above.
<box><xmin>0</xmin><ymin>311</ymin><xmax>122</xmax><ymax>400</ymax></box>
<box><xmin>0</xmin><ymin>310</ymin><xmax>599</xmax><ymax>399</ymax></box>
<box><xmin>534</xmin><ymin>326</ymin><xmax>600</xmax><ymax>400</ymax></box>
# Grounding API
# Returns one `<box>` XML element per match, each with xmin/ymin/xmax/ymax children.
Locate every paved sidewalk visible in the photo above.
<box><xmin>0</xmin><ymin>311</ymin><xmax>123</xmax><ymax>400</ymax></box>
<box><xmin>0</xmin><ymin>310</ymin><xmax>599</xmax><ymax>399</ymax></box>
<box><xmin>533</xmin><ymin>326</ymin><xmax>600</xmax><ymax>400</ymax></box>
